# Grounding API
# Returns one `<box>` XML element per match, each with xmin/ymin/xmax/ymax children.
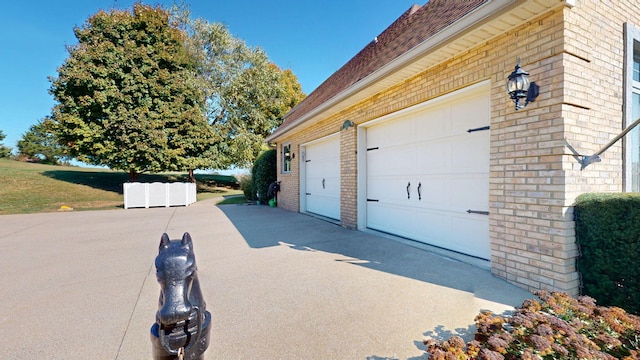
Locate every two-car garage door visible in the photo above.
<box><xmin>363</xmin><ymin>85</ymin><xmax>490</xmax><ymax>260</ymax></box>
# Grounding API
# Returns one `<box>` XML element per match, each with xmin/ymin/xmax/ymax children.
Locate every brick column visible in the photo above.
<box><xmin>340</xmin><ymin>123</ymin><xmax>358</xmax><ymax>229</ymax></box>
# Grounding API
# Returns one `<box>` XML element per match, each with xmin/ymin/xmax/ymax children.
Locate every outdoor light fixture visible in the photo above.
<box><xmin>506</xmin><ymin>58</ymin><xmax>539</xmax><ymax>110</ymax></box>
<box><xmin>340</xmin><ymin>119</ymin><xmax>355</xmax><ymax>131</ymax></box>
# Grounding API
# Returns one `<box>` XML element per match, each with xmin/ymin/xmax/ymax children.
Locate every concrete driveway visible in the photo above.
<box><xmin>0</xmin><ymin>199</ymin><xmax>532</xmax><ymax>359</ymax></box>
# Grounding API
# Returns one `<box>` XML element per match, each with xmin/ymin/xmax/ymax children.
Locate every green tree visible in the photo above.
<box><xmin>0</xmin><ymin>130</ymin><xmax>11</xmax><ymax>158</ymax></box>
<box><xmin>17</xmin><ymin>118</ymin><xmax>66</xmax><ymax>164</ymax></box>
<box><xmin>185</xmin><ymin>19</ymin><xmax>305</xmax><ymax>169</ymax></box>
<box><xmin>49</xmin><ymin>4</ymin><xmax>216</xmax><ymax>180</ymax></box>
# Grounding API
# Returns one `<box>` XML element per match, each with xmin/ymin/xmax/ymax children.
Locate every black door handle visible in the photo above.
<box><xmin>322</xmin><ymin>178</ymin><xmax>325</xmax><ymax>189</ymax></box>
<box><xmin>406</xmin><ymin>182</ymin><xmax>411</xmax><ymax>199</ymax></box>
<box><xmin>418</xmin><ymin>182</ymin><xmax>422</xmax><ymax>201</ymax></box>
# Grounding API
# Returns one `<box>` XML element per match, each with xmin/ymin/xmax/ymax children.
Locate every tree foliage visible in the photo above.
<box><xmin>17</xmin><ymin>118</ymin><xmax>67</xmax><ymax>164</ymax></box>
<box><xmin>49</xmin><ymin>4</ymin><xmax>305</xmax><ymax>179</ymax></box>
<box><xmin>0</xmin><ymin>130</ymin><xmax>11</xmax><ymax>158</ymax></box>
<box><xmin>49</xmin><ymin>4</ymin><xmax>216</xmax><ymax>179</ymax></box>
<box><xmin>185</xmin><ymin>19</ymin><xmax>306</xmax><ymax>169</ymax></box>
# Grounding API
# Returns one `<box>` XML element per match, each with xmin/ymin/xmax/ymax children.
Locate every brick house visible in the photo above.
<box><xmin>265</xmin><ymin>0</ymin><xmax>640</xmax><ymax>296</ymax></box>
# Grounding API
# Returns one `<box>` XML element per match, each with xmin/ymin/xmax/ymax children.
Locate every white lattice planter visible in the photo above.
<box><xmin>123</xmin><ymin>182</ymin><xmax>196</xmax><ymax>209</ymax></box>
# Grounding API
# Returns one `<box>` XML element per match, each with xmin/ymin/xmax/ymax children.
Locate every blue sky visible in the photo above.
<box><xmin>0</xmin><ymin>0</ymin><xmax>414</xmax><ymax>162</ymax></box>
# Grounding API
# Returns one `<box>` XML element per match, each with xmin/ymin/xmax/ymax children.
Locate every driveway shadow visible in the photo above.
<box><xmin>217</xmin><ymin>204</ymin><xmax>532</xmax><ymax>359</ymax></box>
<box><xmin>217</xmin><ymin>205</ymin><xmax>532</xmax><ymax>306</ymax></box>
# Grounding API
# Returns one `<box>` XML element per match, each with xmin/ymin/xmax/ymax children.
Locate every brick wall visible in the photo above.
<box><xmin>340</xmin><ymin>125</ymin><xmax>358</xmax><ymax>229</ymax></box>
<box><xmin>272</xmin><ymin>1</ymin><xmax>640</xmax><ymax>295</ymax></box>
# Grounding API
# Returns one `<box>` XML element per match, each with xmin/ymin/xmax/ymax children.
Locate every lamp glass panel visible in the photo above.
<box><xmin>516</xmin><ymin>76</ymin><xmax>529</xmax><ymax>91</ymax></box>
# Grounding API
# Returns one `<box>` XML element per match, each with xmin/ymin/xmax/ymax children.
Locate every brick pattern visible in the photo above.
<box><xmin>340</xmin><ymin>126</ymin><xmax>358</xmax><ymax>229</ymax></box>
<box><xmin>272</xmin><ymin>1</ymin><xmax>640</xmax><ymax>296</ymax></box>
<box><xmin>276</xmin><ymin>142</ymin><xmax>299</xmax><ymax>212</ymax></box>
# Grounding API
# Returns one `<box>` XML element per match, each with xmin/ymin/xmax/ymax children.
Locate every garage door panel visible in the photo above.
<box><xmin>369</xmin><ymin>117</ymin><xmax>416</xmax><ymax>148</ymax></box>
<box><xmin>414</xmin><ymin>141</ymin><xmax>451</xmax><ymax>173</ymax></box>
<box><xmin>413</xmin><ymin>176</ymin><xmax>450</xmax><ymax>209</ymax></box>
<box><xmin>416</xmin><ymin>105</ymin><xmax>451</xmax><ymax>140</ymax></box>
<box><xmin>367</xmin><ymin>145</ymin><xmax>416</xmax><ymax>175</ymax></box>
<box><xmin>450</xmin><ymin>95</ymin><xmax>490</xmax><ymax>133</ymax></box>
<box><xmin>449</xmin><ymin>174</ymin><xmax>489</xmax><ymax>210</ymax></box>
<box><xmin>451</xmin><ymin>133</ymin><xmax>489</xmax><ymax>171</ymax></box>
<box><xmin>365</xmin><ymin>86</ymin><xmax>490</xmax><ymax>260</ymax></box>
<box><xmin>321</xmin><ymin>176</ymin><xmax>340</xmax><ymax>196</ymax></box>
<box><xmin>370</xmin><ymin>204</ymin><xmax>460</xmax><ymax>251</ymax></box>
<box><xmin>367</xmin><ymin>176</ymin><xmax>415</xmax><ymax>205</ymax></box>
<box><xmin>367</xmin><ymin>203</ymin><xmax>423</xmax><ymax>239</ymax></box>
<box><xmin>450</xmin><ymin>214</ymin><xmax>490</xmax><ymax>258</ymax></box>
<box><xmin>304</xmin><ymin>136</ymin><xmax>340</xmax><ymax>220</ymax></box>
<box><xmin>307</xmin><ymin>159</ymin><xmax>337</xmax><ymax>177</ymax></box>
<box><xmin>307</xmin><ymin>195</ymin><xmax>340</xmax><ymax>219</ymax></box>
<box><xmin>306</xmin><ymin>175</ymin><xmax>340</xmax><ymax>194</ymax></box>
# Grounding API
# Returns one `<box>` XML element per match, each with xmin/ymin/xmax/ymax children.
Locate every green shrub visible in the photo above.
<box><xmin>425</xmin><ymin>291</ymin><xmax>640</xmax><ymax>359</ymax></box>
<box><xmin>238</xmin><ymin>174</ymin><xmax>254</xmax><ymax>201</ymax></box>
<box><xmin>575</xmin><ymin>193</ymin><xmax>640</xmax><ymax>314</ymax></box>
<box><xmin>251</xmin><ymin>149</ymin><xmax>276</xmax><ymax>204</ymax></box>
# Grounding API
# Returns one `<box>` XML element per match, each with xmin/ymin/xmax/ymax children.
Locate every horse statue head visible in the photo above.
<box><xmin>150</xmin><ymin>232</ymin><xmax>211</xmax><ymax>360</ymax></box>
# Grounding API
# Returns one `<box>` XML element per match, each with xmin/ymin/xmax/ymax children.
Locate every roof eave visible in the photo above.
<box><xmin>267</xmin><ymin>0</ymin><xmax>572</xmax><ymax>143</ymax></box>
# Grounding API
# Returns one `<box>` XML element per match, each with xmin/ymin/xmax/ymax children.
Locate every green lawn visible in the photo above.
<box><xmin>0</xmin><ymin>159</ymin><xmax>244</xmax><ymax>215</ymax></box>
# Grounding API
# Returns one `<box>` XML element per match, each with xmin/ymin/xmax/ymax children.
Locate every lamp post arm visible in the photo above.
<box><xmin>580</xmin><ymin>117</ymin><xmax>640</xmax><ymax>170</ymax></box>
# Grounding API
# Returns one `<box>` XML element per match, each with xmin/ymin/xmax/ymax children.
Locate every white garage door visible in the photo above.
<box><xmin>365</xmin><ymin>87</ymin><xmax>490</xmax><ymax>259</ymax></box>
<box><xmin>304</xmin><ymin>135</ymin><xmax>340</xmax><ymax>220</ymax></box>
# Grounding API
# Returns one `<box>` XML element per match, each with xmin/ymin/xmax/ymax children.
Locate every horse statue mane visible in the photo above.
<box><xmin>150</xmin><ymin>232</ymin><xmax>211</xmax><ymax>360</ymax></box>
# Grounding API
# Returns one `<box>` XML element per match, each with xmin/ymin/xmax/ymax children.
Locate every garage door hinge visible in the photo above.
<box><xmin>306</xmin><ymin>192</ymin><xmax>311</xmax><ymax>195</ymax></box>
<box><xmin>467</xmin><ymin>125</ymin><xmax>490</xmax><ymax>133</ymax></box>
<box><xmin>367</xmin><ymin>198</ymin><xmax>379</xmax><ymax>202</ymax></box>
<box><xmin>366</xmin><ymin>146</ymin><xmax>379</xmax><ymax>151</ymax></box>
<box><xmin>467</xmin><ymin>209</ymin><xmax>489</xmax><ymax>215</ymax></box>
<box><xmin>305</xmin><ymin>160</ymin><xmax>311</xmax><ymax>162</ymax></box>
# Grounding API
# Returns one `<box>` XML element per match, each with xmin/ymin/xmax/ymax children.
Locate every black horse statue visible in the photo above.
<box><xmin>150</xmin><ymin>232</ymin><xmax>211</xmax><ymax>360</ymax></box>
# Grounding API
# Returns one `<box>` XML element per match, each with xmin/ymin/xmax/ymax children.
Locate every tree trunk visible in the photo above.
<box><xmin>188</xmin><ymin>169</ymin><xmax>196</xmax><ymax>183</ymax></box>
<box><xmin>129</xmin><ymin>169</ymin><xmax>138</xmax><ymax>181</ymax></box>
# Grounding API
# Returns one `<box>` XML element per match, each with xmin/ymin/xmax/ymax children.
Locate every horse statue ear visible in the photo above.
<box><xmin>181</xmin><ymin>232</ymin><xmax>193</xmax><ymax>249</ymax></box>
<box><xmin>159</xmin><ymin>233</ymin><xmax>171</xmax><ymax>250</ymax></box>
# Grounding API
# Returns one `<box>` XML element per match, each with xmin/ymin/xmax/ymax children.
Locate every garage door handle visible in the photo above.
<box><xmin>322</xmin><ymin>178</ymin><xmax>325</xmax><ymax>189</ymax></box>
<box><xmin>418</xmin><ymin>182</ymin><xmax>422</xmax><ymax>200</ymax></box>
<box><xmin>407</xmin><ymin>182</ymin><xmax>411</xmax><ymax>199</ymax></box>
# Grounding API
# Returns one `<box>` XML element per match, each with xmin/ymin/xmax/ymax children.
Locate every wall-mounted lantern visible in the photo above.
<box><xmin>506</xmin><ymin>58</ymin><xmax>539</xmax><ymax>110</ymax></box>
<box><xmin>340</xmin><ymin>119</ymin><xmax>355</xmax><ymax>131</ymax></box>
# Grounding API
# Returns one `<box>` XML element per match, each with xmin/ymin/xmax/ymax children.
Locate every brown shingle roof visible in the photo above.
<box><xmin>278</xmin><ymin>0</ymin><xmax>488</xmax><ymax>131</ymax></box>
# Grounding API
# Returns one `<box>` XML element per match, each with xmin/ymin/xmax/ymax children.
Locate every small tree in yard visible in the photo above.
<box><xmin>238</xmin><ymin>173</ymin><xmax>255</xmax><ymax>201</ymax></box>
<box><xmin>0</xmin><ymin>130</ymin><xmax>11</xmax><ymax>158</ymax></box>
<box><xmin>17</xmin><ymin>118</ymin><xmax>67</xmax><ymax>164</ymax></box>
<box><xmin>251</xmin><ymin>149</ymin><xmax>276</xmax><ymax>204</ymax></box>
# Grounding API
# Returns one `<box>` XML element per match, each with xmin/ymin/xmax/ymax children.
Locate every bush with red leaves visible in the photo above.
<box><xmin>424</xmin><ymin>291</ymin><xmax>640</xmax><ymax>359</ymax></box>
